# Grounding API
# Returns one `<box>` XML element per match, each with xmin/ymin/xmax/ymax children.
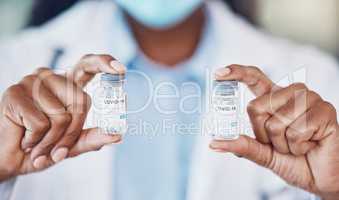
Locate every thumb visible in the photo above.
<box><xmin>68</xmin><ymin>128</ymin><xmax>122</xmax><ymax>157</ymax></box>
<box><xmin>215</xmin><ymin>65</ymin><xmax>279</xmax><ymax>97</ymax></box>
<box><xmin>67</xmin><ymin>54</ymin><xmax>126</xmax><ymax>88</ymax></box>
<box><xmin>209</xmin><ymin>135</ymin><xmax>273</xmax><ymax>168</ymax></box>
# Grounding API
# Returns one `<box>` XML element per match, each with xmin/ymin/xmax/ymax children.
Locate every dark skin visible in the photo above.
<box><xmin>127</xmin><ymin>7</ymin><xmax>339</xmax><ymax>200</ymax></box>
<box><xmin>125</xmin><ymin>7</ymin><xmax>206</xmax><ymax>66</ymax></box>
<box><xmin>0</xmin><ymin>4</ymin><xmax>338</xmax><ymax>200</ymax></box>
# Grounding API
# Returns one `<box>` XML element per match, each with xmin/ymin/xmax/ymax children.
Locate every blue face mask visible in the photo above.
<box><xmin>115</xmin><ymin>0</ymin><xmax>204</xmax><ymax>29</ymax></box>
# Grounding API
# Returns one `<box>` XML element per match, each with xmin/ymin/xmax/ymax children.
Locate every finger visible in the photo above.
<box><xmin>215</xmin><ymin>65</ymin><xmax>279</xmax><ymax>96</ymax></box>
<box><xmin>286</xmin><ymin>101</ymin><xmax>335</xmax><ymax>155</ymax></box>
<box><xmin>36</xmin><ymin>68</ymin><xmax>90</xmax><ymax>112</ymax></box>
<box><xmin>19</xmin><ymin>75</ymin><xmax>68</xmax><ymax>152</ymax></box>
<box><xmin>249</xmin><ymin>83</ymin><xmax>310</xmax><ymax>116</ymax></box>
<box><xmin>35</xmin><ymin>69</ymin><xmax>91</xmax><ymax>162</ymax></box>
<box><xmin>17</xmin><ymin>74</ymin><xmax>72</xmax><ymax>165</ymax></box>
<box><xmin>22</xmin><ymin>129</ymin><xmax>122</xmax><ymax>172</ymax></box>
<box><xmin>2</xmin><ymin>85</ymin><xmax>50</xmax><ymax>151</ymax></box>
<box><xmin>21</xmin><ymin>153</ymin><xmax>55</xmax><ymax>171</ymax></box>
<box><xmin>209</xmin><ymin>135</ymin><xmax>273</xmax><ymax>168</ymax></box>
<box><xmin>30</xmin><ymin>112</ymin><xmax>72</xmax><ymax>166</ymax></box>
<box><xmin>67</xmin><ymin>54</ymin><xmax>126</xmax><ymax>88</ymax></box>
<box><xmin>68</xmin><ymin>128</ymin><xmax>122</xmax><ymax>157</ymax></box>
<box><xmin>51</xmin><ymin>113</ymin><xmax>87</xmax><ymax>163</ymax></box>
<box><xmin>35</xmin><ymin>68</ymin><xmax>91</xmax><ymax>114</ymax></box>
<box><xmin>0</xmin><ymin>108</ymin><xmax>25</xmax><ymax>178</ymax></box>
<box><xmin>246</xmin><ymin>111</ymin><xmax>271</xmax><ymax>143</ymax></box>
<box><xmin>247</xmin><ymin>82</ymin><xmax>310</xmax><ymax>144</ymax></box>
<box><xmin>264</xmin><ymin>90</ymin><xmax>321</xmax><ymax>154</ymax></box>
<box><xmin>286</xmin><ymin>118</ymin><xmax>318</xmax><ymax>156</ymax></box>
<box><xmin>18</xmin><ymin>129</ymin><xmax>121</xmax><ymax>173</ymax></box>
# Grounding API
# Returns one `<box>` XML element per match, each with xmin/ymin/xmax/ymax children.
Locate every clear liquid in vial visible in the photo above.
<box><xmin>98</xmin><ymin>73</ymin><xmax>127</xmax><ymax>135</ymax></box>
<box><xmin>211</xmin><ymin>80</ymin><xmax>240</xmax><ymax>140</ymax></box>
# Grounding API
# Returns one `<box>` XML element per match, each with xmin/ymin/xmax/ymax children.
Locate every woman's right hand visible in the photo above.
<box><xmin>0</xmin><ymin>54</ymin><xmax>126</xmax><ymax>182</ymax></box>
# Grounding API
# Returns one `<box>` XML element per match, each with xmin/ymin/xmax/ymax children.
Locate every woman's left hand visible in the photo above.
<box><xmin>210</xmin><ymin>65</ymin><xmax>339</xmax><ymax>200</ymax></box>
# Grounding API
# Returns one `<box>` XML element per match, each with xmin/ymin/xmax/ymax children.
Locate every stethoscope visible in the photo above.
<box><xmin>49</xmin><ymin>47</ymin><xmax>65</xmax><ymax>70</ymax></box>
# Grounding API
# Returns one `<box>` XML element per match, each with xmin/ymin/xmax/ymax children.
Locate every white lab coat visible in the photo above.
<box><xmin>0</xmin><ymin>1</ymin><xmax>338</xmax><ymax>200</ymax></box>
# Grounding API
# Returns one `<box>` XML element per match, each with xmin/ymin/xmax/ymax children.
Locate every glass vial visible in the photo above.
<box><xmin>98</xmin><ymin>73</ymin><xmax>127</xmax><ymax>135</ymax></box>
<box><xmin>210</xmin><ymin>80</ymin><xmax>240</xmax><ymax>140</ymax></box>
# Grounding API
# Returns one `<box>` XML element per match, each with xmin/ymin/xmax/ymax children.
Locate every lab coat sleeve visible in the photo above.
<box><xmin>0</xmin><ymin>178</ymin><xmax>16</xmax><ymax>200</ymax></box>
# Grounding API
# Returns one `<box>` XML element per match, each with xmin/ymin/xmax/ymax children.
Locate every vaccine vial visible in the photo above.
<box><xmin>98</xmin><ymin>73</ymin><xmax>127</xmax><ymax>135</ymax></box>
<box><xmin>210</xmin><ymin>80</ymin><xmax>240</xmax><ymax>140</ymax></box>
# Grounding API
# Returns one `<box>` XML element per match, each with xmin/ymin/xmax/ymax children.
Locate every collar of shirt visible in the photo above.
<box><xmin>100</xmin><ymin>2</ymin><xmax>220</xmax><ymax>87</ymax></box>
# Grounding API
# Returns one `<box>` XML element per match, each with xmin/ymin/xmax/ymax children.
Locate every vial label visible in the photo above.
<box><xmin>213</xmin><ymin>96</ymin><xmax>238</xmax><ymax>115</ymax></box>
<box><xmin>211</xmin><ymin>81</ymin><xmax>240</xmax><ymax>140</ymax></box>
<box><xmin>97</xmin><ymin>85</ymin><xmax>128</xmax><ymax>135</ymax></box>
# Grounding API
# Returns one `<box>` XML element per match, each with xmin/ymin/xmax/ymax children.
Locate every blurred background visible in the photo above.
<box><xmin>0</xmin><ymin>0</ymin><xmax>338</xmax><ymax>58</ymax></box>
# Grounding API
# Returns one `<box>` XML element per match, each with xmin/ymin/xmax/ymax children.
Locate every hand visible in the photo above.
<box><xmin>0</xmin><ymin>54</ymin><xmax>126</xmax><ymax>182</ymax></box>
<box><xmin>210</xmin><ymin>65</ymin><xmax>339</xmax><ymax>200</ymax></box>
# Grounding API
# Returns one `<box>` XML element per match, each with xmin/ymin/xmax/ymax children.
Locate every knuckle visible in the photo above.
<box><xmin>21</xmin><ymin>74</ymin><xmax>39</xmax><ymax>84</ymax></box>
<box><xmin>81</xmin><ymin>54</ymin><xmax>115</xmax><ymax>63</ymax></box>
<box><xmin>34</xmin><ymin>68</ymin><xmax>54</xmax><ymax>80</ymax></box>
<box><xmin>247</xmin><ymin>99</ymin><xmax>264</xmax><ymax>115</ymax></box>
<box><xmin>4</xmin><ymin>84</ymin><xmax>24</xmax><ymax>97</ymax></box>
<box><xmin>227</xmin><ymin>64</ymin><xmax>241</xmax><ymax>74</ymax></box>
<box><xmin>247</xmin><ymin>66</ymin><xmax>264</xmax><ymax>78</ymax></box>
<box><xmin>240</xmin><ymin>136</ymin><xmax>256</xmax><ymax>157</ymax></box>
<box><xmin>321</xmin><ymin>101</ymin><xmax>336</xmax><ymax>112</ymax></box>
<box><xmin>306</xmin><ymin>124</ymin><xmax>317</xmax><ymax>135</ymax></box>
<box><xmin>307</xmin><ymin>90</ymin><xmax>321</xmax><ymax>100</ymax></box>
<box><xmin>98</xmin><ymin>54</ymin><xmax>115</xmax><ymax>62</ymax></box>
<box><xmin>289</xmin><ymin>146</ymin><xmax>303</xmax><ymax>156</ymax></box>
<box><xmin>320</xmin><ymin>101</ymin><xmax>338</xmax><ymax>121</ymax></box>
<box><xmin>36</xmin><ymin>141</ymin><xmax>56</xmax><ymax>152</ymax></box>
<box><xmin>2</xmin><ymin>85</ymin><xmax>25</xmax><ymax>111</ymax></box>
<box><xmin>52</xmin><ymin>113</ymin><xmax>72</xmax><ymax>127</ymax></box>
<box><xmin>286</xmin><ymin>129</ymin><xmax>299</xmax><ymax>143</ymax></box>
<box><xmin>290</xmin><ymin>82</ymin><xmax>307</xmax><ymax>91</ymax></box>
<box><xmin>248</xmin><ymin>66</ymin><xmax>262</xmax><ymax>74</ymax></box>
<box><xmin>34</xmin><ymin>67</ymin><xmax>51</xmax><ymax>75</ymax></box>
<box><xmin>228</xmin><ymin>64</ymin><xmax>240</xmax><ymax>69</ymax></box>
<box><xmin>265</xmin><ymin>118</ymin><xmax>285</xmax><ymax>137</ymax></box>
<box><xmin>32</xmin><ymin>118</ymin><xmax>51</xmax><ymax>133</ymax></box>
<box><xmin>63</xmin><ymin>130</ymin><xmax>81</xmax><ymax>142</ymax></box>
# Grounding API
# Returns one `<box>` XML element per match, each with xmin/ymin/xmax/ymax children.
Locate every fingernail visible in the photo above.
<box><xmin>209</xmin><ymin>143</ymin><xmax>217</xmax><ymax>149</ymax></box>
<box><xmin>107</xmin><ymin>135</ymin><xmax>122</xmax><ymax>144</ymax></box>
<box><xmin>215</xmin><ymin>67</ymin><xmax>231</xmax><ymax>77</ymax></box>
<box><xmin>33</xmin><ymin>156</ymin><xmax>47</xmax><ymax>169</ymax></box>
<box><xmin>110</xmin><ymin>60</ymin><xmax>126</xmax><ymax>73</ymax></box>
<box><xmin>209</xmin><ymin>141</ymin><xmax>225</xmax><ymax>149</ymax></box>
<box><xmin>51</xmin><ymin>148</ymin><xmax>69</xmax><ymax>163</ymax></box>
<box><xmin>211</xmin><ymin>148</ymin><xmax>226</xmax><ymax>153</ymax></box>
